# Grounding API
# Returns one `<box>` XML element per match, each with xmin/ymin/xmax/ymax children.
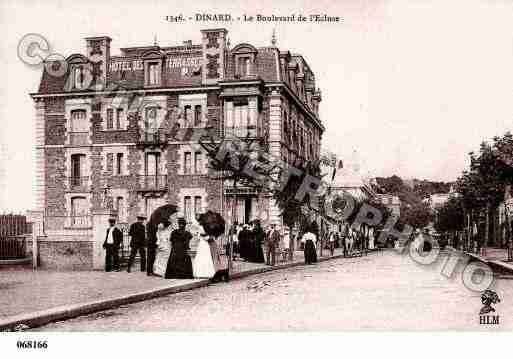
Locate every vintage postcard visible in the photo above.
<box><xmin>0</xmin><ymin>0</ymin><xmax>512</xmax><ymax>355</ymax></box>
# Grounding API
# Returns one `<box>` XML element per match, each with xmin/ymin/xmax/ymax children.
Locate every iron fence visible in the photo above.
<box><xmin>0</xmin><ymin>235</ymin><xmax>27</xmax><ymax>259</ymax></box>
<box><xmin>0</xmin><ymin>214</ymin><xmax>30</xmax><ymax>237</ymax></box>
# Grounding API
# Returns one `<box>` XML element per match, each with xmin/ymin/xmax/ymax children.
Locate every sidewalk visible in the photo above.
<box><xmin>447</xmin><ymin>246</ymin><xmax>513</xmax><ymax>275</ymax></box>
<box><xmin>0</xmin><ymin>247</ymin><xmax>360</xmax><ymax>330</ymax></box>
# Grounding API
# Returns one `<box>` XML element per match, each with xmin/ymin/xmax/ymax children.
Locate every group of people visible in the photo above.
<box><xmin>102</xmin><ymin>213</ymin><xmax>378</xmax><ymax>276</ymax></box>
<box><xmin>227</xmin><ymin>221</ymin><xmax>298</xmax><ymax>266</ymax></box>
<box><xmin>228</xmin><ymin>220</ymin><xmax>266</xmax><ymax>263</ymax></box>
<box><xmin>102</xmin><ymin>213</ymin><xmax>227</xmax><ymax>281</ymax></box>
<box><xmin>322</xmin><ymin>225</ymin><xmax>377</xmax><ymax>257</ymax></box>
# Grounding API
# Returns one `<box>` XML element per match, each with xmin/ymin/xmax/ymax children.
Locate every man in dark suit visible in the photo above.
<box><xmin>127</xmin><ymin>214</ymin><xmax>147</xmax><ymax>273</ymax></box>
<box><xmin>103</xmin><ymin>217</ymin><xmax>123</xmax><ymax>272</ymax></box>
<box><xmin>265</xmin><ymin>223</ymin><xmax>281</xmax><ymax>266</ymax></box>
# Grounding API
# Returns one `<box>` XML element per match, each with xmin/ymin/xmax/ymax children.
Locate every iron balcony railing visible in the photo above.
<box><xmin>66</xmin><ymin>176</ymin><xmax>90</xmax><ymax>191</ymax></box>
<box><xmin>224</xmin><ymin>126</ymin><xmax>259</xmax><ymax>139</ymax></box>
<box><xmin>136</xmin><ymin>175</ymin><xmax>168</xmax><ymax>192</ymax></box>
<box><xmin>138</xmin><ymin>130</ymin><xmax>168</xmax><ymax>145</ymax></box>
<box><xmin>45</xmin><ymin>215</ymin><xmax>93</xmax><ymax>230</ymax></box>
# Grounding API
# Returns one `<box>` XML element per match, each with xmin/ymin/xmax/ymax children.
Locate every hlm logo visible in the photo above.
<box><xmin>479</xmin><ymin>289</ymin><xmax>500</xmax><ymax>325</ymax></box>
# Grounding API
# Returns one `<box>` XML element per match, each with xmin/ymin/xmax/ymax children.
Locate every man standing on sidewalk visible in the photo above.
<box><xmin>103</xmin><ymin>218</ymin><xmax>123</xmax><ymax>272</ymax></box>
<box><xmin>265</xmin><ymin>223</ymin><xmax>281</xmax><ymax>266</ymax></box>
<box><xmin>127</xmin><ymin>214</ymin><xmax>147</xmax><ymax>273</ymax></box>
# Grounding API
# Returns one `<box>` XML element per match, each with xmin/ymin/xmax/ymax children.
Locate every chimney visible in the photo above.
<box><xmin>200</xmin><ymin>28</ymin><xmax>228</xmax><ymax>85</ymax></box>
<box><xmin>85</xmin><ymin>36</ymin><xmax>112</xmax><ymax>90</ymax></box>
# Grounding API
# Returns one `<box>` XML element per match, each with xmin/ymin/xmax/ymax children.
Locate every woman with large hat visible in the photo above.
<box><xmin>165</xmin><ymin>217</ymin><xmax>194</xmax><ymax>279</ymax></box>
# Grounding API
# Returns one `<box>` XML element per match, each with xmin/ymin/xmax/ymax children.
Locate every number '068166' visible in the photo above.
<box><xmin>17</xmin><ymin>340</ymin><xmax>48</xmax><ymax>349</ymax></box>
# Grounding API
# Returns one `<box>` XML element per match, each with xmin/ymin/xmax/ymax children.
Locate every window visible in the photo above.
<box><xmin>71</xmin><ymin>196</ymin><xmax>87</xmax><ymax>219</ymax></box>
<box><xmin>115</xmin><ymin>153</ymin><xmax>124</xmax><ymax>176</ymax></box>
<box><xmin>70</xmin><ymin>154</ymin><xmax>86</xmax><ymax>186</ymax></box>
<box><xmin>71</xmin><ymin>109</ymin><xmax>87</xmax><ymax>131</ymax></box>
<box><xmin>183</xmin><ymin>105</ymin><xmax>192</xmax><ymax>127</ymax></box>
<box><xmin>145</xmin><ymin>107</ymin><xmax>158</xmax><ymax>132</ymax></box>
<box><xmin>145</xmin><ymin>197</ymin><xmax>160</xmax><ymax>219</ymax></box>
<box><xmin>184</xmin><ymin>152</ymin><xmax>192</xmax><ymax>175</ymax></box>
<box><xmin>147</xmin><ymin>62</ymin><xmax>160</xmax><ymax>85</ymax></box>
<box><xmin>194</xmin><ymin>196</ymin><xmax>202</xmax><ymax>218</ymax></box>
<box><xmin>115</xmin><ymin>196</ymin><xmax>125</xmax><ymax>222</ymax></box>
<box><xmin>184</xmin><ymin>196</ymin><xmax>192</xmax><ymax>222</ymax></box>
<box><xmin>70</xmin><ymin>109</ymin><xmax>88</xmax><ymax>145</ymax></box>
<box><xmin>237</xmin><ymin>56</ymin><xmax>251</xmax><ymax>77</ymax></box>
<box><xmin>73</xmin><ymin>66</ymin><xmax>85</xmax><ymax>90</ymax></box>
<box><xmin>116</xmin><ymin>108</ymin><xmax>123</xmax><ymax>129</ymax></box>
<box><xmin>194</xmin><ymin>105</ymin><xmax>202</xmax><ymax>127</ymax></box>
<box><xmin>106</xmin><ymin>109</ymin><xmax>114</xmax><ymax>130</ymax></box>
<box><xmin>145</xmin><ymin>152</ymin><xmax>160</xmax><ymax>176</ymax></box>
<box><xmin>70</xmin><ymin>196</ymin><xmax>88</xmax><ymax>227</ymax></box>
<box><xmin>194</xmin><ymin>152</ymin><xmax>202</xmax><ymax>174</ymax></box>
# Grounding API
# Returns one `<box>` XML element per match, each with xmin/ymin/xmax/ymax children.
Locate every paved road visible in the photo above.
<box><xmin>36</xmin><ymin>250</ymin><xmax>513</xmax><ymax>330</ymax></box>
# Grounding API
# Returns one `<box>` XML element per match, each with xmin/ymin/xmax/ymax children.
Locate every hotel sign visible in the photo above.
<box><xmin>109</xmin><ymin>56</ymin><xmax>202</xmax><ymax>72</ymax></box>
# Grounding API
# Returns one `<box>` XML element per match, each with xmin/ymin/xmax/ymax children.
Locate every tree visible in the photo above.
<box><xmin>399</xmin><ymin>201</ymin><xmax>433</xmax><ymax>231</ymax></box>
<box><xmin>434</xmin><ymin>197</ymin><xmax>465</xmax><ymax>233</ymax></box>
<box><xmin>199</xmin><ymin>132</ymin><xmax>324</xmax><ymax>232</ymax></box>
<box><xmin>454</xmin><ymin>132</ymin><xmax>513</xmax><ymax>248</ymax></box>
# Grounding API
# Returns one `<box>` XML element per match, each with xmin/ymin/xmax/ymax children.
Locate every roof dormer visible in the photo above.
<box><xmin>231</xmin><ymin>43</ymin><xmax>258</xmax><ymax>79</ymax></box>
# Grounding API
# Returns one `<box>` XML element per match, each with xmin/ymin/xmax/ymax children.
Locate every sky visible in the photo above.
<box><xmin>0</xmin><ymin>0</ymin><xmax>512</xmax><ymax>212</ymax></box>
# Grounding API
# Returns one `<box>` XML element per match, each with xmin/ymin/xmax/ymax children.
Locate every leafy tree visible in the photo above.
<box><xmin>399</xmin><ymin>201</ymin><xmax>433</xmax><ymax>231</ymax></box>
<box><xmin>434</xmin><ymin>197</ymin><xmax>465</xmax><ymax>233</ymax></box>
<box><xmin>199</xmin><ymin>132</ymin><xmax>324</xmax><ymax>232</ymax></box>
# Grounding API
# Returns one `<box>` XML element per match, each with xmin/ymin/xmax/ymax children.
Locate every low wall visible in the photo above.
<box><xmin>29</xmin><ymin>235</ymin><xmax>94</xmax><ymax>270</ymax></box>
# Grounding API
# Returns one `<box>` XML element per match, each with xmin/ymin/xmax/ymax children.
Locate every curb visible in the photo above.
<box><xmin>446</xmin><ymin>246</ymin><xmax>513</xmax><ymax>275</ymax></box>
<box><xmin>0</xmin><ymin>251</ymin><xmax>359</xmax><ymax>331</ymax></box>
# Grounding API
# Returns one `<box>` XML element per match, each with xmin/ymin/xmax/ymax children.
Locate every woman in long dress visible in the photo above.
<box><xmin>153</xmin><ymin>222</ymin><xmax>173</xmax><ymax>276</ymax></box>
<box><xmin>193</xmin><ymin>211</ymin><xmax>228</xmax><ymax>281</ymax></box>
<box><xmin>193</xmin><ymin>234</ymin><xmax>217</xmax><ymax>278</ymax></box>
<box><xmin>165</xmin><ymin>218</ymin><xmax>194</xmax><ymax>279</ymax></box>
<box><xmin>302</xmin><ymin>227</ymin><xmax>318</xmax><ymax>264</ymax></box>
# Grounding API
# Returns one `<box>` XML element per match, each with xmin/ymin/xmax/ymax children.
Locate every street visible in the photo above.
<box><xmin>36</xmin><ymin>250</ymin><xmax>513</xmax><ymax>331</ymax></box>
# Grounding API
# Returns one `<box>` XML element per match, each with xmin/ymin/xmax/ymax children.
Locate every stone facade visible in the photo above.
<box><xmin>31</xmin><ymin>28</ymin><xmax>323</xmax><ymax>269</ymax></box>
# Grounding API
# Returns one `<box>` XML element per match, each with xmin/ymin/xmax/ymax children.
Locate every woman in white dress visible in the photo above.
<box><xmin>193</xmin><ymin>233</ymin><xmax>217</xmax><ymax>279</ymax></box>
<box><xmin>153</xmin><ymin>216</ymin><xmax>176</xmax><ymax>276</ymax></box>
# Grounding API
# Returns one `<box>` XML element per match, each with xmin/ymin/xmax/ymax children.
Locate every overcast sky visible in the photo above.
<box><xmin>1</xmin><ymin>0</ymin><xmax>512</xmax><ymax>212</ymax></box>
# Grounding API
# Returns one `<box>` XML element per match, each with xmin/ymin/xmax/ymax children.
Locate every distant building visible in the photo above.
<box><xmin>424</xmin><ymin>187</ymin><xmax>458</xmax><ymax>211</ymax></box>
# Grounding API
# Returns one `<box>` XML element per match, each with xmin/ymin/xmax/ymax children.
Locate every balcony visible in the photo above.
<box><xmin>136</xmin><ymin>175</ymin><xmax>168</xmax><ymax>193</ymax></box>
<box><xmin>224</xmin><ymin>126</ymin><xmax>260</xmax><ymax>139</ymax></box>
<box><xmin>69</xmin><ymin>132</ymin><xmax>89</xmax><ymax>146</ymax></box>
<box><xmin>65</xmin><ymin>176</ymin><xmax>90</xmax><ymax>192</ymax></box>
<box><xmin>137</xmin><ymin>130</ymin><xmax>168</xmax><ymax>149</ymax></box>
<box><xmin>45</xmin><ymin>215</ymin><xmax>93</xmax><ymax>230</ymax></box>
